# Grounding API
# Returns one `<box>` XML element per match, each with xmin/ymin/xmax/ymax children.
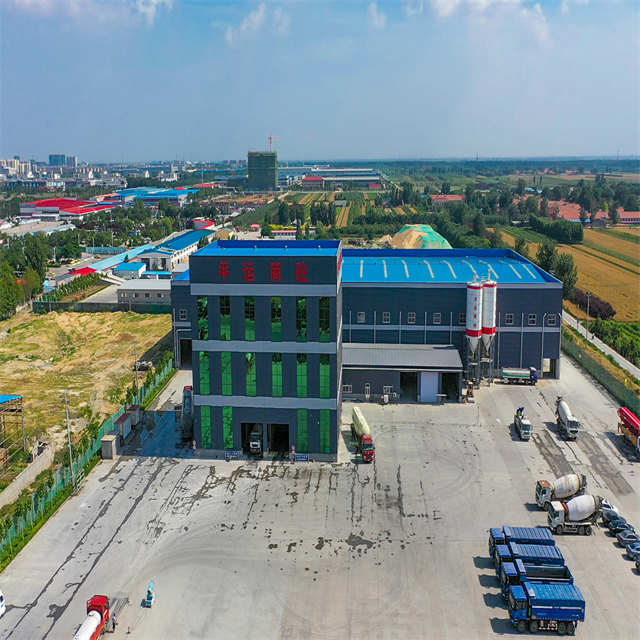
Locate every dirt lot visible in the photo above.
<box><xmin>0</xmin><ymin>355</ymin><xmax>638</xmax><ymax>639</ymax></box>
<box><xmin>0</xmin><ymin>311</ymin><xmax>172</xmax><ymax>444</ymax></box>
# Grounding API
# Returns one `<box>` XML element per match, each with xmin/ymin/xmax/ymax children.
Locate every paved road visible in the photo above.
<box><xmin>562</xmin><ymin>311</ymin><xmax>640</xmax><ymax>379</ymax></box>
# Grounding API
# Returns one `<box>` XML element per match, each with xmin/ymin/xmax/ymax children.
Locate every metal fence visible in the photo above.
<box><xmin>0</xmin><ymin>359</ymin><xmax>174</xmax><ymax>557</ymax></box>
<box><xmin>33</xmin><ymin>300</ymin><xmax>171</xmax><ymax>314</ymax></box>
<box><xmin>562</xmin><ymin>338</ymin><xmax>640</xmax><ymax>415</ymax></box>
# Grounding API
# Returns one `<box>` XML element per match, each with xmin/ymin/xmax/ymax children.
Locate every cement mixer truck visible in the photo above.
<box><xmin>535</xmin><ymin>473</ymin><xmax>587</xmax><ymax>510</ymax></box>
<box><xmin>548</xmin><ymin>494</ymin><xmax>602</xmax><ymax>535</ymax></box>
<box><xmin>73</xmin><ymin>595</ymin><xmax>111</xmax><ymax>640</ymax></box>
<box><xmin>555</xmin><ymin>397</ymin><xmax>580</xmax><ymax>440</ymax></box>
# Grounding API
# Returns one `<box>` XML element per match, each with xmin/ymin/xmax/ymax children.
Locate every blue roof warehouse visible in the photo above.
<box><xmin>171</xmin><ymin>242</ymin><xmax>562</xmax><ymax>461</ymax></box>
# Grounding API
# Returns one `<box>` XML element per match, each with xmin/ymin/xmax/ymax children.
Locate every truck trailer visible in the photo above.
<box><xmin>556</xmin><ymin>397</ymin><xmax>580</xmax><ymax>440</ymax></box>
<box><xmin>73</xmin><ymin>595</ymin><xmax>111</xmax><ymax>640</ymax></box>
<box><xmin>535</xmin><ymin>473</ymin><xmax>587</xmax><ymax>510</ymax></box>
<box><xmin>351</xmin><ymin>407</ymin><xmax>375</xmax><ymax>462</ymax></box>
<box><xmin>495</xmin><ymin>542</ymin><xmax>565</xmax><ymax>576</ymax></box>
<box><xmin>500</xmin><ymin>559</ymin><xmax>573</xmax><ymax>600</ymax></box>
<box><xmin>548</xmin><ymin>494</ymin><xmax>601</xmax><ymax>535</ymax></box>
<box><xmin>508</xmin><ymin>581</ymin><xmax>585</xmax><ymax>635</ymax></box>
<box><xmin>489</xmin><ymin>525</ymin><xmax>555</xmax><ymax>559</ymax></box>
<box><xmin>502</xmin><ymin>367</ymin><xmax>538</xmax><ymax>385</ymax></box>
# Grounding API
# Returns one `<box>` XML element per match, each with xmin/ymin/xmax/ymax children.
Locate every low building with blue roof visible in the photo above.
<box><xmin>171</xmin><ymin>240</ymin><xmax>563</xmax><ymax>461</ymax></box>
<box><xmin>137</xmin><ymin>229</ymin><xmax>213</xmax><ymax>272</ymax></box>
<box><xmin>113</xmin><ymin>261</ymin><xmax>146</xmax><ymax>279</ymax></box>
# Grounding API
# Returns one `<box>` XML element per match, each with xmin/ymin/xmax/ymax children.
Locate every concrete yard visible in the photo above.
<box><xmin>0</xmin><ymin>355</ymin><xmax>638</xmax><ymax>639</ymax></box>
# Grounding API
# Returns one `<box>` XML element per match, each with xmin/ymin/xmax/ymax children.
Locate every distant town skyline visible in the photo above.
<box><xmin>1</xmin><ymin>0</ymin><xmax>638</xmax><ymax>163</ymax></box>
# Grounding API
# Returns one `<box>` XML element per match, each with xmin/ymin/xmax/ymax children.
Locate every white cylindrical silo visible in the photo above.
<box><xmin>482</xmin><ymin>280</ymin><xmax>497</xmax><ymax>348</ymax></box>
<box><xmin>466</xmin><ymin>281</ymin><xmax>483</xmax><ymax>354</ymax></box>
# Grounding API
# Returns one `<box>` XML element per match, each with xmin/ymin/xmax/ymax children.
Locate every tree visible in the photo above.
<box><xmin>498</xmin><ymin>190</ymin><xmax>513</xmax><ymax>211</ymax></box>
<box><xmin>24</xmin><ymin>233</ymin><xmax>49</xmax><ymax>280</ymax></box>
<box><xmin>472</xmin><ymin>212</ymin><xmax>486</xmax><ymax>238</ymax></box>
<box><xmin>441</xmin><ymin>181</ymin><xmax>451</xmax><ymax>195</ymax></box>
<box><xmin>608</xmin><ymin>202</ymin><xmax>620</xmax><ymax>225</ymax></box>
<box><xmin>579</xmin><ymin>207</ymin><xmax>588</xmax><ymax>225</ymax></box>
<box><xmin>197</xmin><ymin>236</ymin><xmax>209</xmax><ymax>249</ymax></box>
<box><xmin>422</xmin><ymin>184</ymin><xmax>430</xmax><ymax>195</ymax></box>
<box><xmin>555</xmin><ymin>253</ymin><xmax>578</xmax><ymax>299</ymax></box>
<box><xmin>536</xmin><ymin>240</ymin><xmax>558</xmax><ymax>274</ymax></box>
<box><xmin>515</xmin><ymin>178</ymin><xmax>526</xmax><ymax>195</ymax></box>
<box><xmin>21</xmin><ymin>266</ymin><xmax>41</xmax><ymax>300</ymax></box>
<box><xmin>261</xmin><ymin>222</ymin><xmax>273</xmax><ymax>238</ymax></box>
<box><xmin>0</xmin><ymin>261</ymin><xmax>22</xmax><ymax>318</ymax></box>
<box><xmin>489</xmin><ymin>226</ymin><xmax>504</xmax><ymax>248</ymax></box>
<box><xmin>278</xmin><ymin>201</ymin><xmax>289</xmax><ymax>225</ymax></box>
<box><xmin>539</xmin><ymin>198</ymin><xmax>549</xmax><ymax>217</ymax></box>
<box><xmin>514</xmin><ymin>236</ymin><xmax>530</xmax><ymax>259</ymax></box>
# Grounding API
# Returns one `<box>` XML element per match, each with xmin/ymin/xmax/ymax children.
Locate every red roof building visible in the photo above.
<box><xmin>301</xmin><ymin>175</ymin><xmax>325</xmax><ymax>190</ymax></box>
<box><xmin>19</xmin><ymin>198</ymin><xmax>115</xmax><ymax>220</ymax></box>
<box><xmin>432</xmin><ymin>194</ymin><xmax>465</xmax><ymax>203</ymax></box>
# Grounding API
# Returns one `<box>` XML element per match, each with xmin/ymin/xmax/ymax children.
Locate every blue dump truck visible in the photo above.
<box><xmin>508</xmin><ymin>581</ymin><xmax>585</xmax><ymax>635</ymax></box>
<box><xmin>495</xmin><ymin>542</ymin><xmax>565</xmax><ymax>576</ymax></box>
<box><xmin>500</xmin><ymin>559</ymin><xmax>573</xmax><ymax>600</ymax></box>
<box><xmin>489</xmin><ymin>526</ymin><xmax>555</xmax><ymax>560</ymax></box>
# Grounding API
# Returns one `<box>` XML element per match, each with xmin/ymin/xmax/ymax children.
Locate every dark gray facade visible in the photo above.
<box><xmin>247</xmin><ymin>151</ymin><xmax>278</xmax><ymax>191</ymax></box>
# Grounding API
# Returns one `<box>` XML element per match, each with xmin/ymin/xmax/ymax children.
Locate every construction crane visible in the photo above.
<box><xmin>268</xmin><ymin>132</ymin><xmax>279</xmax><ymax>152</ymax></box>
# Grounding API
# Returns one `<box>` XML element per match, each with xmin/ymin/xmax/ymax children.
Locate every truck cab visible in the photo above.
<box><xmin>535</xmin><ymin>480</ymin><xmax>553</xmax><ymax>509</ymax></box>
<box><xmin>249</xmin><ymin>426</ymin><xmax>263</xmax><ymax>457</ymax></box>
<box><xmin>507</xmin><ymin>585</ymin><xmax>530</xmax><ymax>631</ymax></box>
<box><xmin>514</xmin><ymin>408</ymin><xmax>532</xmax><ymax>440</ymax></box>
<box><xmin>361</xmin><ymin>434</ymin><xmax>375</xmax><ymax>463</ymax></box>
<box><xmin>562</xmin><ymin>418</ymin><xmax>580</xmax><ymax>439</ymax></box>
<box><xmin>500</xmin><ymin>562</ymin><xmax>520</xmax><ymax>599</ymax></box>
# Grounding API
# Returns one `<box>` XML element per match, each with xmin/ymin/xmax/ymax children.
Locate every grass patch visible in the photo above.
<box><xmin>234</xmin><ymin>199</ymin><xmax>279</xmax><ymax>227</ymax></box>
<box><xmin>595</xmin><ymin>228</ymin><xmax>640</xmax><ymax>244</ymax></box>
<box><xmin>581</xmin><ymin>240</ymin><xmax>640</xmax><ymax>268</ymax></box>
<box><xmin>141</xmin><ymin>367</ymin><xmax>177</xmax><ymax>410</ymax></box>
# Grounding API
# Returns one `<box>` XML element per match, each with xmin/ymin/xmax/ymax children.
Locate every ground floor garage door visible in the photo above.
<box><xmin>419</xmin><ymin>371</ymin><xmax>439</xmax><ymax>403</ymax></box>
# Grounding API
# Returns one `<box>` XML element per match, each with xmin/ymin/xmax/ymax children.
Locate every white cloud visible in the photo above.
<box><xmin>432</xmin><ymin>0</ymin><xmax>526</xmax><ymax>19</ymax></box>
<box><xmin>520</xmin><ymin>2</ymin><xmax>549</xmax><ymax>44</ymax></box>
<box><xmin>431</xmin><ymin>0</ymin><xmax>462</xmax><ymax>17</ymax></box>
<box><xmin>273</xmin><ymin>6</ymin><xmax>292</xmax><ymax>37</ymax></box>
<box><xmin>5</xmin><ymin>0</ymin><xmax>173</xmax><ymax>25</ymax></box>
<box><xmin>226</xmin><ymin>2</ymin><xmax>268</xmax><ymax>46</ymax></box>
<box><xmin>367</xmin><ymin>2</ymin><xmax>387</xmax><ymax>29</ymax></box>
<box><xmin>561</xmin><ymin>0</ymin><xmax>589</xmax><ymax>15</ymax></box>
<box><xmin>405</xmin><ymin>1</ymin><xmax>425</xmax><ymax>17</ymax></box>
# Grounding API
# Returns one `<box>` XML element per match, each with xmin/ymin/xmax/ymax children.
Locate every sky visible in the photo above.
<box><xmin>1</xmin><ymin>0</ymin><xmax>639</xmax><ymax>163</ymax></box>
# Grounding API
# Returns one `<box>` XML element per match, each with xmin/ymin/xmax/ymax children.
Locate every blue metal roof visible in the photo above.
<box><xmin>117</xmin><ymin>187</ymin><xmax>198</xmax><ymax>198</ymax></box>
<box><xmin>0</xmin><ymin>394</ymin><xmax>21</xmax><ymax>404</ymax></box>
<box><xmin>113</xmin><ymin>261</ymin><xmax>145</xmax><ymax>271</ymax></box>
<box><xmin>157</xmin><ymin>229</ymin><xmax>212</xmax><ymax>252</ymax></box>
<box><xmin>197</xmin><ymin>239</ymin><xmax>341</xmax><ymax>258</ymax></box>
<box><xmin>173</xmin><ymin>269</ymin><xmax>191</xmax><ymax>281</ymax></box>
<box><xmin>90</xmin><ymin>244</ymin><xmax>154</xmax><ymax>272</ymax></box>
<box><xmin>143</xmin><ymin>270</ymin><xmax>171</xmax><ymax>275</ymax></box>
<box><xmin>342</xmin><ymin>248</ymin><xmax>558</xmax><ymax>285</ymax></box>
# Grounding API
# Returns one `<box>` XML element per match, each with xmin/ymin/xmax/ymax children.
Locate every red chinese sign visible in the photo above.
<box><xmin>270</xmin><ymin>261</ymin><xmax>281</xmax><ymax>282</ymax></box>
<box><xmin>218</xmin><ymin>261</ymin><xmax>230</xmax><ymax>281</ymax></box>
<box><xmin>216</xmin><ymin>260</ymin><xmax>311</xmax><ymax>283</ymax></box>
<box><xmin>295</xmin><ymin>262</ymin><xmax>308</xmax><ymax>282</ymax></box>
<box><xmin>242</xmin><ymin>262</ymin><xmax>255</xmax><ymax>282</ymax></box>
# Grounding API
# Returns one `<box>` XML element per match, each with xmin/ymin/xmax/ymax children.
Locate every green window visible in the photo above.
<box><xmin>220</xmin><ymin>296</ymin><xmax>230</xmax><ymax>340</ymax></box>
<box><xmin>201</xmin><ymin>406</ymin><xmax>211</xmax><ymax>448</ymax></box>
<box><xmin>296</xmin><ymin>297</ymin><xmax>307</xmax><ymax>342</ymax></box>
<box><xmin>197</xmin><ymin>296</ymin><xmax>208</xmax><ymax>339</ymax></box>
<box><xmin>297</xmin><ymin>409</ymin><xmax>308</xmax><ymax>453</ymax></box>
<box><xmin>319</xmin><ymin>354</ymin><xmax>330</xmax><ymax>399</ymax></box>
<box><xmin>199</xmin><ymin>352</ymin><xmax>210</xmax><ymax>394</ymax></box>
<box><xmin>271</xmin><ymin>297</ymin><xmax>282</xmax><ymax>341</ymax></box>
<box><xmin>319</xmin><ymin>297</ymin><xmax>331</xmax><ymax>342</ymax></box>
<box><xmin>245</xmin><ymin>296</ymin><xmax>255</xmax><ymax>341</ymax></box>
<box><xmin>221</xmin><ymin>352</ymin><xmax>232</xmax><ymax>395</ymax></box>
<box><xmin>320</xmin><ymin>409</ymin><xmax>331</xmax><ymax>453</ymax></box>
<box><xmin>246</xmin><ymin>353</ymin><xmax>256</xmax><ymax>396</ymax></box>
<box><xmin>272</xmin><ymin>353</ymin><xmax>283</xmax><ymax>397</ymax></box>
<box><xmin>223</xmin><ymin>406</ymin><xmax>234</xmax><ymax>449</ymax></box>
<box><xmin>297</xmin><ymin>354</ymin><xmax>308</xmax><ymax>398</ymax></box>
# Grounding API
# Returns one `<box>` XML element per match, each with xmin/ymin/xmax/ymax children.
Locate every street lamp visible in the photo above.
<box><xmin>132</xmin><ymin>339</ymin><xmax>140</xmax><ymax>404</ymax></box>
<box><xmin>586</xmin><ymin>291</ymin><xmax>592</xmax><ymax>339</ymax></box>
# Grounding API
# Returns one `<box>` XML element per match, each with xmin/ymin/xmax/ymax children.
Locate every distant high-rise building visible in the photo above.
<box><xmin>49</xmin><ymin>154</ymin><xmax>66</xmax><ymax>166</ymax></box>
<box><xmin>247</xmin><ymin>151</ymin><xmax>277</xmax><ymax>191</ymax></box>
<box><xmin>66</xmin><ymin>155</ymin><xmax>78</xmax><ymax>168</ymax></box>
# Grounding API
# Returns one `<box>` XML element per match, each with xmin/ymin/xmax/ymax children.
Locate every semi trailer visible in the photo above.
<box><xmin>556</xmin><ymin>397</ymin><xmax>580</xmax><ymax>440</ymax></box>
<box><xmin>495</xmin><ymin>542</ymin><xmax>565</xmax><ymax>576</ymax></box>
<box><xmin>73</xmin><ymin>595</ymin><xmax>111</xmax><ymax>640</ymax></box>
<box><xmin>514</xmin><ymin>408</ymin><xmax>532</xmax><ymax>440</ymax></box>
<box><xmin>508</xmin><ymin>581</ymin><xmax>585</xmax><ymax>635</ymax></box>
<box><xmin>500</xmin><ymin>559</ymin><xmax>573</xmax><ymax>599</ymax></box>
<box><xmin>548</xmin><ymin>494</ymin><xmax>601</xmax><ymax>535</ymax></box>
<box><xmin>488</xmin><ymin>525</ymin><xmax>555</xmax><ymax>559</ymax></box>
<box><xmin>351</xmin><ymin>407</ymin><xmax>375</xmax><ymax>462</ymax></box>
<box><xmin>535</xmin><ymin>473</ymin><xmax>587</xmax><ymax>510</ymax></box>
<box><xmin>181</xmin><ymin>385</ymin><xmax>193</xmax><ymax>440</ymax></box>
<box><xmin>618</xmin><ymin>406</ymin><xmax>640</xmax><ymax>457</ymax></box>
<box><xmin>502</xmin><ymin>367</ymin><xmax>538</xmax><ymax>385</ymax></box>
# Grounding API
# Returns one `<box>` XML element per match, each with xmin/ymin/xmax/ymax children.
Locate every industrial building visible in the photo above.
<box><xmin>171</xmin><ymin>241</ymin><xmax>563</xmax><ymax>461</ymax></box>
<box><xmin>247</xmin><ymin>152</ymin><xmax>278</xmax><ymax>191</ymax></box>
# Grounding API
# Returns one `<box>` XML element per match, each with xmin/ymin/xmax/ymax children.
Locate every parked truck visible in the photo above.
<box><xmin>495</xmin><ymin>542</ymin><xmax>565</xmax><ymax>577</ymax></box>
<box><xmin>548</xmin><ymin>494</ymin><xmax>601</xmax><ymax>535</ymax></box>
<box><xmin>535</xmin><ymin>473</ymin><xmax>587</xmax><ymax>510</ymax></box>
<box><xmin>514</xmin><ymin>408</ymin><xmax>532</xmax><ymax>440</ymax></box>
<box><xmin>489</xmin><ymin>525</ymin><xmax>555</xmax><ymax>560</ymax></box>
<box><xmin>618</xmin><ymin>406</ymin><xmax>640</xmax><ymax>457</ymax></box>
<box><xmin>351</xmin><ymin>407</ymin><xmax>375</xmax><ymax>462</ymax></box>
<box><xmin>501</xmin><ymin>367</ymin><xmax>538</xmax><ymax>385</ymax></box>
<box><xmin>556</xmin><ymin>397</ymin><xmax>580</xmax><ymax>440</ymax></box>
<box><xmin>500</xmin><ymin>559</ymin><xmax>573</xmax><ymax>600</ymax></box>
<box><xmin>249</xmin><ymin>425</ymin><xmax>263</xmax><ymax>457</ymax></box>
<box><xmin>73</xmin><ymin>595</ymin><xmax>111</xmax><ymax>640</ymax></box>
<box><xmin>508</xmin><ymin>581</ymin><xmax>585</xmax><ymax>635</ymax></box>
<box><xmin>181</xmin><ymin>385</ymin><xmax>193</xmax><ymax>440</ymax></box>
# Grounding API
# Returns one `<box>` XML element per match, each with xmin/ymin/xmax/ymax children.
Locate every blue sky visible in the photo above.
<box><xmin>1</xmin><ymin>0</ymin><xmax>638</xmax><ymax>162</ymax></box>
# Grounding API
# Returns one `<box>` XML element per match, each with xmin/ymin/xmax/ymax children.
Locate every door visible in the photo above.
<box><xmin>364</xmin><ymin>383</ymin><xmax>371</xmax><ymax>401</ymax></box>
<box><xmin>419</xmin><ymin>371</ymin><xmax>439</xmax><ymax>403</ymax></box>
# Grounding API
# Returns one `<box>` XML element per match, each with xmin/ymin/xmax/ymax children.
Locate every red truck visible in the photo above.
<box><xmin>352</xmin><ymin>407</ymin><xmax>375</xmax><ymax>463</ymax></box>
<box><xmin>618</xmin><ymin>406</ymin><xmax>640</xmax><ymax>457</ymax></box>
<box><xmin>73</xmin><ymin>595</ymin><xmax>111</xmax><ymax>640</ymax></box>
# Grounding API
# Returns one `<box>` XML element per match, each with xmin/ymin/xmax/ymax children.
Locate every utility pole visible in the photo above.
<box><xmin>64</xmin><ymin>392</ymin><xmax>76</xmax><ymax>488</ymax></box>
<box><xmin>133</xmin><ymin>339</ymin><xmax>140</xmax><ymax>404</ymax></box>
<box><xmin>586</xmin><ymin>291</ymin><xmax>591</xmax><ymax>339</ymax></box>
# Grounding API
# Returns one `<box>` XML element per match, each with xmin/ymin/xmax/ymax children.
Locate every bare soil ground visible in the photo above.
<box><xmin>0</xmin><ymin>311</ymin><xmax>172</xmax><ymax>445</ymax></box>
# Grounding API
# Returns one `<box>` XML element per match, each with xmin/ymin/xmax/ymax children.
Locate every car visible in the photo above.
<box><xmin>601</xmin><ymin>507</ymin><xmax>620</xmax><ymax>523</ymax></box>
<box><xmin>608</xmin><ymin>517</ymin><xmax>635</xmax><ymax>534</ymax></box>
<box><xmin>0</xmin><ymin>590</ymin><xmax>5</xmax><ymax>618</ymax></box>
<box><xmin>626</xmin><ymin>542</ymin><xmax>640</xmax><ymax>561</ymax></box>
<box><xmin>617</xmin><ymin>530</ymin><xmax>640</xmax><ymax>547</ymax></box>
<box><xmin>600</xmin><ymin>499</ymin><xmax>619</xmax><ymax>515</ymax></box>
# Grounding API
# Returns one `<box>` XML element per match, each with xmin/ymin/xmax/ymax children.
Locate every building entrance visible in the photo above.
<box><xmin>267</xmin><ymin>423</ymin><xmax>289</xmax><ymax>458</ymax></box>
<box><xmin>400</xmin><ymin>372</ymin><xmax>418</xmax><ymax>402</ymax></box>
<box><xmin>179</xmin><ymin>339</ymin><xmax>192</xmax><ymax>367</ymax></box>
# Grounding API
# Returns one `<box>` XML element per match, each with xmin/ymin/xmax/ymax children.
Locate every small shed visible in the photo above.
<box><xmin>101</xmin><ymin>432</ymin><xmax>120</xmax><ymax>459</ymax></box>
<box><xmin>115</xmin><ymin>412</ymin><xmax>133</xmax><ymax>439</ymax></box>
<box><xmin>128</xmin><ymin>404</ymin><xmax>141</xmax><ymax>426</ymax></box>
